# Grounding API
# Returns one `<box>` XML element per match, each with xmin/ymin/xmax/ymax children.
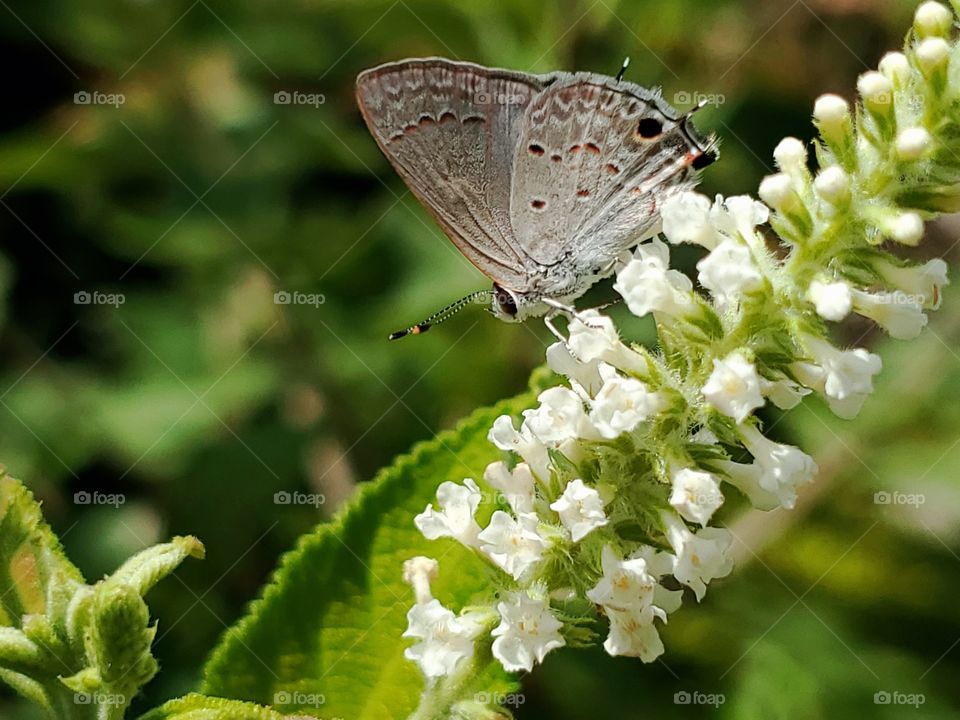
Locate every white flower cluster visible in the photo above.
<box><xmin>403</xmin><ymin>0</ymin><xmax>955</xmax><ymax>695</ymax></box>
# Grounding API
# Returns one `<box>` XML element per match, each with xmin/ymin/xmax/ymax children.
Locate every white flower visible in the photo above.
<box><xmin>522</xmin><ymin>386</ymin><xmax>595</xmax><ymax>445</ymax></box>
<box><xmin>588</xmin><ymin>364</ymin><xmax>663</xmax><ymax>439</ymax></box>
<box><xmin>414</xmin><ymin>479</ymin><xmax>482</xmax><ymax>547</ymax></box>
<box><xmin>714</xmin><ymin>195</ymin><xmax>769</xmax><ymax>241</ymax></box>
<box><xmin>701</xmin><ymin>351</ymin><xmax>765</xmax><ymax>423</ymax></box>
<box><xmin>813</xmin><ymin>166</ymin><xmax>850</xmax><ymax>205</ymax></box>
<box><xmin>850</xmin><ymin>288</ymin><xmax>928</xmax><ymax>339</ymax></box>
<box><xmin>586</xmin><ymin>545</ymin><xmax>657</xmax><ymax>611</ymax></box>
<box><xmin>603</xmin><ymin>606</ymin><xmax>667</xmax><ymax>661</ymax></box>
<box><xmin>484</xmin><ymin>461</ymin><xmax>535</xmax><ymax>514</ymax></box>
<box><xmin>915</xmin><ymin>1</ymin><xmax>953</xmax><ymax>37</ymax></box>
<box><xmin>402</xmin><ymin>556</ymin><xmax>439</xmax><ymax>604</ymax></box>
<box><xmin>546</xmin><ymin>341</ymin><xmax>603</xmax><ymax>395</ymax></box>
<box><xmin>739</xmin><ymin>424</ymin><xmax>818</xmax><ymax>509</ymax></box>
<box><xmin>478</xmin><ymin>511</ymin><xmax>549</xmax><ymax>580</ymax></box>
<box><xmin>403</xmin><ymin>599</ymin><xmax>485</xmax><ymax>679</ymax></box>
<box><xmin>549</xmin><ymin>479</ymin><xmax>608</xmax><ymax>542</ymax></box>
<box><xmin>773</xmin><ymin>137</ymin><xmax>807</xmax><ymax>174</ymax></box>
<box><xmin>795</xmin><ymin>336</ymin><xmax>882</xmax><ymax>419</ymax></box>
<box><xmin>614</xmin><ymin>239</ymin><xmax>694</xmax><ymax>319</ymax></box>
<box><xmin>714</xmin><ymin>459</ymin><xmax>782</xmax><ymax>511</ymax></box>
<box><xmin>916</xmin><ymin>37</ymin><xmax>950</xmax><ymax>73</ymax></box>
<box><xmin>662</xmin><ymin>512</ymin><xmax>734</xmax><ymax>601</ymax></box>
<box><xmin>661</xmin><ymin>192</ymin><xmax>722</xmax><ymax>249</ymax></box>
<box><xmin>760</xmin><ymin>376</ymin><xmax>811</xmax><ymax>410</ymax></box>
<box><xmin>896</xmin><ymin>127</ymin><xmax>933</xmax><ymax>160</ymax></box>
<box><xmin>566</xmin><ymin>310</ymin><xmax>652</xmax><ymax>376</ymax></box>
<box><xmin>488</xmin><ymin>414</ymin><xmax>550</xmax><ymax>479</ymax></box>
<box><xmin>491</xmin><ymin>591</ymin><xmax>565</xmax><ymax>672</ymax></box>
<box><xmin>872</xmin><ymin>257</ymin><xmax>948</xmax><ymax>309</ymax></box>
<box><xmin>696</xmin><ymin>239</ymin><xmax>764</xmax><ymax>309</ymax></box>
<box><xmin>808</xmin><ymin>279</ymin><xmax>852</xmax><ymax>321</ymax></box>
<box><xmin>669</xmin><ymin>468</ymin><xmax>724</xmax><ymax>526</ymax></box>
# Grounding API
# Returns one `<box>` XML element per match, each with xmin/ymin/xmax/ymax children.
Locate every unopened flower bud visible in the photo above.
<box><xmin>916</xmin><ymin>37</ymin><xmax>950</xmax><ymax>75</ymax></box>
<box><xmin>914</xmin><ymin>2</ymin><xmax>953</xmax><ymax>38</ymax></box>
<box><xmin>813</xmin><ymin>166</ymin><xmax>850</xmax><ymax>204</ymax></box>
<box><xmin>879</xmin><ymin>51</ymin><xmax>912</xmax><ymax>85</ymax></box>
<box><xmin>773</xmin><ymin>137</ymin><xmax>807</xmax><ymax>174</ymax></box>
<box><xmin>759</xmin><ymin>173</ymin><xmax>799</xmax><ymax>211</ymax></box>
<box><xmin>857</xmin><ymin>71</ymin><xmax>894</xmax><ymax>113</ymax></box>
<box><xmin>896</xmin><ymin>127</ymin><xmax>933</xmax><ymax>160</ymax></box>
<box><xmin>889</xmin><ymin>212</ymin><xmax>925</xmax><ymax>245</ymax></box>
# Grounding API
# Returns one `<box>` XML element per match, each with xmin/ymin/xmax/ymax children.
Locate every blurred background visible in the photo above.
<box><xmin>1</xmin><ymin>0</ymin><xmax>959</xmax><ymax>717</ymax></box>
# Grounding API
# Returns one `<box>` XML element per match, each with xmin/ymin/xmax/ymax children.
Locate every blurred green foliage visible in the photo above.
<box><xmin>1</xmin><ymin>0</ymin><xmax>959</xmax><ymax>718</ymax></box>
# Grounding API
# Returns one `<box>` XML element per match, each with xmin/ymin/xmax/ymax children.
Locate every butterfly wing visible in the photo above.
<box><xmin>508</xmin><ymin>75</ymin><xmax>711</xmax><ymax>269</ymax></box>
<box><xmin>356</xmin><ymin>58</ymin><xmax>548</xmax><ymax>290</ymax></box>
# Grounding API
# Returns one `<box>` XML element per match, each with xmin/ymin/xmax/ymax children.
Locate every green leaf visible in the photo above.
<box><xmin>138</xmin><ymin>693</ymin><xmax>288</xmax><ymax>720</ymax></box>
<box><xmin>0</xmin><ymin>470</ymin><xmax>85</xmax><ymax>628</ymax></box>
<box><xmin>201</xmin><ymin>389</ymin><xmax>539</xmax><ymax>719</ymax></box>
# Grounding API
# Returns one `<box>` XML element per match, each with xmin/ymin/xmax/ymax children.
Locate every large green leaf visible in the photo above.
<box><xmin>201</xmin><ymin>383</ymin><xmax>546</xmax><ymax>719</ymax></box>
<box><xmin>138</xmin><ymin>694</ymin><xmax>288</xmax><ymax>720</ymax></box>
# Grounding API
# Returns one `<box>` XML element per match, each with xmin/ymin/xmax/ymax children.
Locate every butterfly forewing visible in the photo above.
<box><xmin>356</xmin><ymin>58</ymin><xmax>546</xmax><ymax>289</ymax></box>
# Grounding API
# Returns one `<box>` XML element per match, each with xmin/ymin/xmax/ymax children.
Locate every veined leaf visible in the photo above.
<box><xmin>138</xmin><ymin>693</ymin><xmax>288</xmax><ymax>720</ymax></box>
<box><xmin>201</xmin><ymin>387</ymin><xmax>542</xmax><ymax>719</ymax></box>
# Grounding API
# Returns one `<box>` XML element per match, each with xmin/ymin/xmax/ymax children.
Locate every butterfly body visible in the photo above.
<box><xmin>356</xmin><ymin>58</ymin><xmax>716</xmax><ymax>324</ymax></box>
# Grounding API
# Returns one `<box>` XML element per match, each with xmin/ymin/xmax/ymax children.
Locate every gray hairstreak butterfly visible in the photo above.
<box><xmin>355</xmin><ymin>57</ymin><xmax>717</xmax><ymax>339</ymax></box>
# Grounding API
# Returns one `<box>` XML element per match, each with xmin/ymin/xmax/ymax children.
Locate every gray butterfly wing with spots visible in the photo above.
<box><xmin>356</xmin><ymin>58</ymin><xmax>714</xmax><ymax>314</ymax></box>
<box><xmin>508</xmin><ymin>74</ymin><xmax>710</xmax><ymax>272</ymax></box>
<box><xmin>356</xmin><ymin>58</ymin><xmax>545</xmax><ymax>290</ymax></box>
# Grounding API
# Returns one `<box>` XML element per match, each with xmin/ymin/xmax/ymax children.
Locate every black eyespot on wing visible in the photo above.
<box><xmin>637</xmin><ymin>117</ymin><xmax>663</xmax><ymax>138</ymax></box>
<box><xmin>493</xmin><ymin>283</ymin><xmax>518</xmax><ymax>317</ymax></box>
<box><xmin>692</xmin><ymin>151</ymin><xmax>717</xmax><ymax>170</ymax></box>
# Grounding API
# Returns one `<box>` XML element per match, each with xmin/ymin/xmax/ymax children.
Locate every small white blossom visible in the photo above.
<box><xmin>758</xmin><ymin>173</ymin><xmax>799</xmax><ymax>211</ymax></box>
<box><xmin>714</xmin><ymin>459</ymin><xmax>782</xmax><ymax>511</ymax></box>
<box><xmin>796</xmin><ymin>336</ymin><xmax>882</xmax><ymax>419</ymax></box>
<box><xmin>614</xmin><ymin>239</ymin><xmax>695</xmax><ymax>319</ymax></box>
<box><xmin>879</xmin><ymin>51</ymin><xmax>912</xmax><ymax>84</ymax></box>
<box><xmin>662</xmin><ymin>513</ymin><xmax>734</xmax><ymax>601</ymax></box>
<box><xmin>603</xmin><ymin>606</ymin><xmax>667</xmax><ymax>661</ymax></box>
<box><xmin>916</xmin><ymin>37</ymin><xmax>950</xmax><ymax>73</ymax></box>
<box><xmin>546</xmin><ymin>341</ymin><xmax>602</xmax><ymax>396</ymax></box>
<box><xmin>850</xmin><ymin>288</ymin><xmax>928</xmax><ymax>339</ymax></box>
<box><xmin>713</xmin><ymin>194</ymin><xmax>769</xmax><ymax>241</ymax></box>
<box><xmin>415</xmin><ymin>479</ymin><xmax>482</xmax><ymax>547</ymax></box>
<box><xmin>550</xmin><ymin>479</ymin><xmax>608</xmax><ymax>542</ymax></box>
<box><xmin>669</xmin><ymin>468</ymin><xmax>724</xmax><ymax>526</ymax></box>
<box><xmin>402</xmin><ymin>556</ymin><xmax>439</xmax><ymax>604</ymax></box>
<box><xmin>813</xmin><ymin>166</ymin><xmax>851</xmax><ymax>205</ymax></box>
<box><xmin>566</xmin><ymin>310</ymin><xmax>652</xmax><ymax>376</ymax></box>
<box><xmin>896</xmin><ymin>127</ymin><xmax>933</xmax><ymax>160</ymax></box>
<box><xmin>872</xmin><ymin>257</ymin><xmax>948</xmax><ymax>309</ymax></box>
<box><xmin>661</xmin><ymin>192</ymin><xmax>722</xmax><ymax>249</ymax></box>
<box><xmin>478</xmin><ymin>511</ymin><xmax>549</xmax><ymax>580</ymax></box>
<box><xmin>491</xmin><ymin>591</ymin><xmax>565</xmax><ymax>672</ymax></box>
<box><xmin>404</xmin><ymin>599</ymin><xmax>485</xmax><ymax>680</ymax></box>
<box><xmin>915</xmin><ymin>1</ymin><xmax>953</xmax><ymax>37</ymax></box>
<box><xmin>522</xmin><ymin>386</ymin><xmax>595</xmax><ymax>445</ymax></box>
<box><xmin>739</xmin><ymin>424</ymin><xmax>818</xmax><ymax>509</ymax></box>
<box><xmin>588</xmin><ymin>364</ymin><xmax>663</xmax><ymax>439</ymax></box>
<box><xmin>773</xmin><ymin>137</ymin><xmax>807</xmax><ymax>174</ymax></box>
<box><xmin>586</xmin><ymin>545</ymin><xmax>657</xmax><ymax>611</ymax></box>
<box><xmin>702</xmin><ymin>351</ymin><xmax>765</xmax><ymax>423</ymax></box>
<box><xmin>697</xmin><ymin>239</ymin><xmax>764</xmax><ymax>309</ymax></box>
<box><xmin>808</xmin><ymin>279</ymin><xmax>853</xmax><ymax>321</ymax></box>
<box><xmin>488</xmin><ymin>414</ymin><xmax>549</xmax><ymax>479</ymax></box>
<box><xmin>484</xmin><ymin>461</ymin><xmax>535</xmax><ymax>514</ymax></box>
<box><xmin>760</xmin><ymin>376</ymin><xmax>811</xmax><ymax>410</ymax></box>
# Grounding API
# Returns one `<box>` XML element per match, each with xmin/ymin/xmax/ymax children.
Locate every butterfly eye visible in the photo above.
<box><xmin>637</xmin><ymin>117</ymin><xmax>663</xmax><ymax>138</ymax></box>
<box><xmin>493</xmin><ymin>284</ymin><xmax>518</xmax><ymax>317</ymax></box>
